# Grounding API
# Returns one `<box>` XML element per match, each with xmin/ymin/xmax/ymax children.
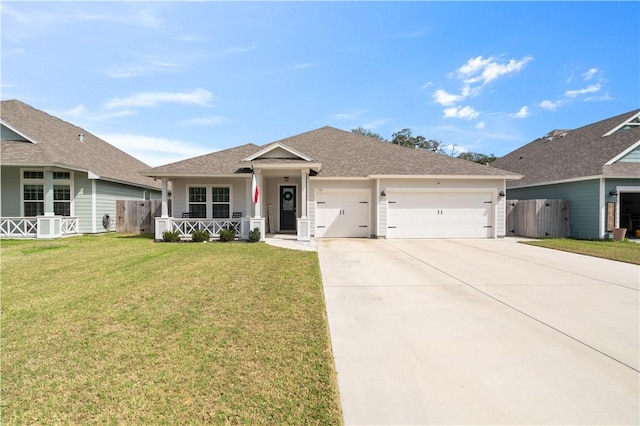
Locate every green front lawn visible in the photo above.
<box><xmin>520</xmin><ymin>238</ymin><xmax>640</xmax><ymax>265</ymax></box>
<box><xmin>1</xmin><ymin>235</ymin><xmax>343</xmax><ymax>424</ymax></box>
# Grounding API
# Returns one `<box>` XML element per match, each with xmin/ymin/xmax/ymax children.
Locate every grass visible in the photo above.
<box><xmin>520</xmin><ymin>238</ymin><xmax>640</xmax><ymax>265</ymax></box>
<box><xmin>1</xmin><ymin>234</ymin><xmax>343</xmax><ymax>424</ymax></box>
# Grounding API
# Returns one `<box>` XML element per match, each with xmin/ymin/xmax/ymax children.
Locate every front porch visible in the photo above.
<box><xmin>0</xmin><ymin>216</ymin><xmax>80</xmax><ymax>239</ymax></box>
<box><xmin>152</xmin><ymin>164</ymin><xmax>314</xmax><ymax>242</ymax></box>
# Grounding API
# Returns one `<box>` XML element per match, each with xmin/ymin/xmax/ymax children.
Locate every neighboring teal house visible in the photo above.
<box><xmin>1</xmin><ymin>100</ymin><xmax>162</xmax><ymax>238</ymax></box>
<box><xmin>492</xmin><ymin>110</ymin><xmax>640</xmax><ymax>239</ymax></box>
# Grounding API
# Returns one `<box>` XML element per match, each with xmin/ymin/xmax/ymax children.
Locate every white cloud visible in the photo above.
<box><xmin>224</xmin><ymin>46</ymin><xmax>254</xmax><ymax>54</ymax></box>
<box><xmin>58</xmin><ymin>104</ymin><xmax>136</xmax><ymax>122</ymax></box>
<box><xmin>475</xmin><ymin>121</ymin><xmax>486</xmax><ymax>129</ymax></box>
<box><xmin>433</xmin><ymin>89</ymin><xmax>464</xmax><ymax>106</ymax></box>
<box><xmin>104</xmin><ymin>88</ymin><xmax>213</xmax><ymax>109</ymax></box>
<box><xmin>103</xmin><ymin>58</ymin><xmax>182</xmax><ymax>78</ymax></box>
<box><xmin>510</xmin><ymin>106</ymin><xmax>530</xmax><ymax>118</ymax></box>
<box><xmin>98</xmin><ymin>133</ymin><xmax>212</xmax><ymax>167</ymax></box>
<box><xmin>456</xmin><ymin>56</ymin><xmax>493</xmax><ymax>78</ymax></box>
<box><xmin>443</xmin><ymin>106</ymin><xmax>480</xmax><ymax>120</ymax></box>
<box><xmin>362</xmin><ymin>119</ymin><xmax>390</xmax><ymax>129</ymax></box>
<box><xmin>565</xmin><ymin>83</ymin><xmax>601</xmax><ymax>98</ymax></box>
<box><xmin>540</xmin><ymin>100</ymin><xmax>561</xmax><ymax>111</ymax></box>
<box><xmin>332</xmin><ymin>111</ymin><xmax>366</xmax><ymax>120</ymax></box>
<box><xmin>582</xmin><ymin>68</ymin><xmax>599</xmax><ymax>81</ymax></box>
<box><xmin>293</xmin><ymin>63</ymin><xmax>317</xmax><ymax>70</ymax></box>
<box><xmin>457</xmin><ymin>55</ymin><xmax>533</xmax><ymax>86</ymax></box>
<box><xmin>179</xmin><ymin>116</ymin><xmax>229</xmax><ymax>126</ymax></box>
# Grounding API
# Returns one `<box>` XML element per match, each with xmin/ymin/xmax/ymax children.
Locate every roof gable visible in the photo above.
<box><xmin>242</xmin><ymin>142</ymin><xmax>314</xmax><ymax>162</ymax></box>
<box><xmin>1</xmin><ymin>100</ymin><xmax>161</xmax><ymax>190</ymax></box>
<box><xmin>492</xmin><ymin>109</ymin><xmax>640</xmax><ymax>187</ymax></box>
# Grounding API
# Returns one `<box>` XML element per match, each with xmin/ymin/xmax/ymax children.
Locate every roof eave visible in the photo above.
<box><xmin>250</xmin><ymin>162</ymin><xmax>322</xmax><ymax>170</ymax></box>
<box><xmin>143</xmin><ymin>172</ymin><xmax>252</xmax><ymax>179</ymax></box>
<box><xmin>369</xmin><ymin>174</ymin><xmax>523</xmax><ymax>180</ymax></box>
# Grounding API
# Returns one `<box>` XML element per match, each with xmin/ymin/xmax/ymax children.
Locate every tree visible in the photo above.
<box><xmin>456</xmin><ymin>152</ymin><xmax>498</xmax><ymax>165</ymax></box>
<box><xmin>391</xmin><ymin>128</ymin><xmax>445</xmax><ymax>153</ymax></box>
<box><xmin>352</xmin><ymin>126</ymin><xmax>496</xmax><ymax>162</ymax></box>
<box><xmin>351</xmin><ymin>126</ymin><xmax>387</xmax><ymax>141</ymax></box>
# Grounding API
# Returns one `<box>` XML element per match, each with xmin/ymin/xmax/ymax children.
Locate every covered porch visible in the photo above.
<box><xmin>153</xmin><ymin>166</ymin><xmax>314</xmax><ymax>242</ymax></box>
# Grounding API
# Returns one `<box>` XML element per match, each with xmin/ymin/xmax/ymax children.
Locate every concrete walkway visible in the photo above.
<box><xmin>318</xmin><ymin>238</ymin><xmax>639</xmax><ymax>425</ymax></box>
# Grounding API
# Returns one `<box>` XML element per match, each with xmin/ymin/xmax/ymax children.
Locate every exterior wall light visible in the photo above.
<box><xmin>380</xmin><ymin>190</ymin><xmax>386</xmax><ymax>197</ymax></box>
<box><xmin>609</xmin><ymin>189</ymin><xmax>618</xmax><ymax>196</ymax></box>
<box><xmin>498</xmin><ymin>190</ymin><xmax>505</xmax><ymax>197</ymax></box>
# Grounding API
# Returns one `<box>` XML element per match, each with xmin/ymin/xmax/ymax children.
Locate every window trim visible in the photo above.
<box><xmin>185</xmin><ymin>184</ymin><xmax>233</xmax><ymax>219</ymax></box>
<box><xmin>20</xmin><ymin>168</ymin><xmax>74</xmax><ymax>216</ymax></box>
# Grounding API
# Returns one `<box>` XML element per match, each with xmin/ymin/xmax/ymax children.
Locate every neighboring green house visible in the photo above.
<box><xmin>492</xmin><ymin>109</ymin><xmax>640</xmax><ymax>239</ymax></box>
<box><xmin>1</xmin><ymin>100</ymin><xmax>162</xmax><ymax>238</ymax></box>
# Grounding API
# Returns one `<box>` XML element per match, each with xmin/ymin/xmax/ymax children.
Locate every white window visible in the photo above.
<box><xmin>22</xmin><ymin>170</ymin><xmax>44</xmax><ymax>216</ymax></box>
<box><xmin>53</xmin><ymin>171</ymin><xmax>72</xmax><ymax>216</ymax></box>
<box><xmin>188</xmin><ymin>187</ymin><xmax>207</xmax><ymax>218</ymax></box>
<box><xmin>186</xmin><ymin>185</ymin><xmax>232</xmax><ymax>218</ymax></box>
<box><xmin>212</xmin><ymin>187</ymin><xmax>230</xmax><ymax>218</ymax></box>
<box><xmin>21</xmin><ymin>169</ymin><xmax>73</xmax><ymax>216</ymax></box>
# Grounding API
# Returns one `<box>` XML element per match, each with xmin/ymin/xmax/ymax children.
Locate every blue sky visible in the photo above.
<box><xmin>2</xmin><ymin>1</ymin><xmax>639</xmax><ymax>166</ymax></box>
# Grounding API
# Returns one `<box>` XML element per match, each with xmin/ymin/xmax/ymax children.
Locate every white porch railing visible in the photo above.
<box><xmin>0</xmin><ymin>217</ymin><xmax>38</xmax><ymax>238</ymax></box>
<box><xmin>61</xmin><ymin>217</ymin><xmax>80</xmax><ymax>235</ymax></box>
<box><xmin>0</xmin><ymin>216</ymin><xmax>79</xmax><ymax>238</ymax></box>
<box><xmin>172</xmin><ymin>218</ymin><xmax>242</xmax><ymax>239</ymax></box>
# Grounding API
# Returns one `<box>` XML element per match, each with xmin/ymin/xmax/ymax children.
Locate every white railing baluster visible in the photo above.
<box><xmin>170</xmin><ymin>218</ymin><xmax>242</xmax><ymax>240</ymax></box>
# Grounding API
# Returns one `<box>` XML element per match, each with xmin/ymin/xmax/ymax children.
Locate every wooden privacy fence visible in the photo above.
<box><xmin>506</xmin><ymin>199</ymin><xmax>570</xmax><ymax>238</ymax></box>
<box><xmin>116</xmin><ymin>200</ymin><xmax>170</xmax><ymax>234</ymax></box>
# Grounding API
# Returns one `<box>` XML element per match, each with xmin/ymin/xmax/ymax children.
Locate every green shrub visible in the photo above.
<box><xmin>248</xmin><ymin>227</ymin><xmax>261</xmax><ymax>243</ymax></box>
<box><xmin>219</xmin><ymin>228</ymin><xmax>236</xmax><ymax>242</ymax></box>
<box><xmin>162</xmin><ymin>230</ymin><xmax>180</xmax><ymax>242</ymax></box>
<box><xmin>191</xmin><ymin>229</ymin><xmax>211</xmax><ymax>242</ymax></box>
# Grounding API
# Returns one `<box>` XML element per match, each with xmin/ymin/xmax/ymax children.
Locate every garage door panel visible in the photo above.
<box><xmin>387</xmin><ymin>191</ymin><xmax>493</xmax><ymax>239</ymax></box>
<box><xmin>316</xmin><ymin>190</ymin><xmax>369</xmax><ymax>238</ymax></box>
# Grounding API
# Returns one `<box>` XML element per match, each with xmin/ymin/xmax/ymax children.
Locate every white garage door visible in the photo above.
<box><xmin>315</xmin><ymin>189</ymin><xmax>370</xmax><ymax>238</ymax></box>
<box><xmin>387</xmin><ymin>191</ymin><xmax>493</xmax><ymax>238</ymax></box>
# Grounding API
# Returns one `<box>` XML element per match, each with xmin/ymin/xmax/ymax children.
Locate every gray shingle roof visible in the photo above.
<box><xmin>492</xmin><ymin>110</ymin><xmax>640</xmax><ymax>188</ymax></box>
<box><xmin>1</xmin><ymin>100</ymin><xmax>161</xmax><ymax>190</ymax></box>
<box><xmin>145</xmin><ymin>126</ymin><xmax>520</xmax><ymax>179</ymax></box>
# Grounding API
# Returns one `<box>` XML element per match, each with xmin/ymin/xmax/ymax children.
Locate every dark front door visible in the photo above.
<box><xmin>280</xmin><ymin>186</ymin><xmax>296</xmax><ymax>231</ymax></box>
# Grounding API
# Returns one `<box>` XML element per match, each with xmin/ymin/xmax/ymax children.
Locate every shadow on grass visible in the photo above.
<box><xmin>116</xmin><ymin>233</ymin><xmax>155</xmax><ymax>240</ymax></box>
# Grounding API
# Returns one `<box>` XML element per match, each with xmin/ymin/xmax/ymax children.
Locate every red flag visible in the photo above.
<box><xmin>251</xmin><ymin>173</ymin><xmax>259</xmax><ymax>204</ymax></box>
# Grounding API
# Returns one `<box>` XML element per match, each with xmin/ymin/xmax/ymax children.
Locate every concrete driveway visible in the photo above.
<box><xmin>317</xmin><ymin>238</ymin><xmax>639</xmax><ymax>425</ymax></box>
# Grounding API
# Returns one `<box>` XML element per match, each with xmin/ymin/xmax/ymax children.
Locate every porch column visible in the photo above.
<box><xmin>300</xmin><ymin>168</ymin><xmax>309</xmax><ymax>218</ymax></box>
<box><xmin>161</xmin><ymin>179</ymin><xmax>169</xmax><ymax>218</ymax></box>
<box><xmin>43</xmin><ymin>168</ymin><xmax>54</xmax><ymax>216</ymax></box>
<box><xmin>254</xmin><ymin>170</ymin><xmax>262</xmax><ymax>218</ymax></box>
<box><xmin>297</xmin><ymin>168</ymin><xmax>311</xmax><ymax>242</ymax></box>
<box><xmin>245</xmin><ymin>176</ymin><xmax>251</xmax><ymax>217</ymax></box>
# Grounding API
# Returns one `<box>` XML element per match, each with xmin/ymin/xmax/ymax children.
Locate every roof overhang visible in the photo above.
<box><xmin>369</xmin><ymin>174</ymin><xmax>523</xmax><ymax>180</ymax></box>
<box><xmin>250</xmin><ymin>162</ymin><xmax>322</xmax><ymax>171</ymax></box>
<box><xmin>1</xmin><ymin>160</ymin><xmax>162</xmax><ymax>191</ymax></box>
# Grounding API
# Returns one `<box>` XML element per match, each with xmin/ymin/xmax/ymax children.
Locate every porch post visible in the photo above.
<box><xmin>161</xmin><ymin>179</ymin><xmax>169</xmax><ymax>218</ymax></box>
<box><xmin>297</xmin><ymin>168</ymin><xmax>311</xmax><ymax>242</ymax></box>
<box><xmin>300</xmin><ymin>168</ymin><xmax>308</xmax><ymax>218</ymax></box>
<box><xmin>43</xmin><ymin>168</ymin><xmax>54</xmax><ymax>216</ymax></box>
<box><xmin>245</xmin><ymin>176</ymin><xmax>251</xmax><ymax>217</ymax></box>
<box><xmin>254</xmin><ymin>170</ymin><xmax>262</xmax><ymax>218</ymax></box>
